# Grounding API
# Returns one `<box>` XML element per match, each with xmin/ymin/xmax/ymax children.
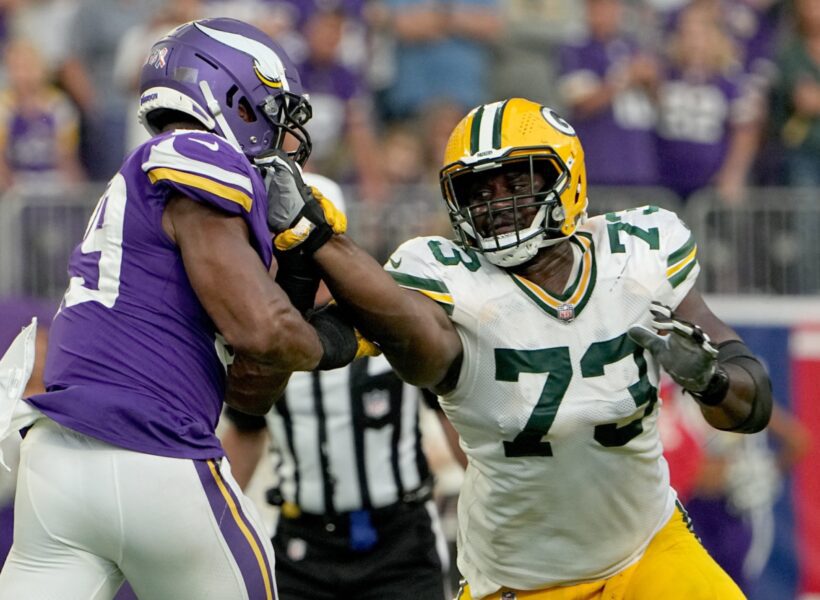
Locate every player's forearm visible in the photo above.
<box><xmin>697</xmin><ymin>362</ymin><xmax>755</xmax><ymax>429</ymax></box>
<box><xmin>225</xmin><ymin>353</ymin><xmax>290</xmax><ymax>416</ymax></box>
<box><xmin>313</xmin><ymin>236</ymin><xmax>456</xmax><ymax>387</ymax></box>
<box><xmin>697</xmin><ymin>351</ymin><xmax>772</xmax><ymax>434</ymax></box>
<box><xmin>313</xmin><ymin>236</ymin><xmax>423</xmax><ymax>344</ymax></box>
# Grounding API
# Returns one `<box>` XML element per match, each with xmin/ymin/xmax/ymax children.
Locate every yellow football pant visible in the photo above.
<box><xmin>456</xmin><ymin>508</ymin><xmax>745</xmax><ymax>600</ymax></box>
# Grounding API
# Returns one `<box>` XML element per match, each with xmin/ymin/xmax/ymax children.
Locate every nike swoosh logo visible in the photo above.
<box><xmin>389</xmin><ymin>257</ymin><xmax>402</xmax><ymax>268</ymax></box>
<box><xmin>191</xmin><ymin>138</ymin><xmax>219</xmax><ymax>151</ymax></box>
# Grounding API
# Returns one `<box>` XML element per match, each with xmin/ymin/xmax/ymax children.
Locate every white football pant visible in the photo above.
<box><xmin>0</xmin><ymin>417</ymin><xmax>278</xmax><ymax>600</ymax></box>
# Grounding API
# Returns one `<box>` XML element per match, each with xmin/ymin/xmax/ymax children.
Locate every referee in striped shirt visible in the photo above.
<box><xmin>222</xmin><ymin>355</ymin><xmax>460</xmax><ymax>600</ymax></box>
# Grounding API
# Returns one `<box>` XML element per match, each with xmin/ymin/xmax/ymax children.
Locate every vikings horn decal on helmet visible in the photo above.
<box><xmin>138</xmin><ymin>18</ymin><xmax>313</xmax><ymax>163</ymax></box>
<box><xmin>439</xmin><ymin>98</ymin><xmax>588</xmax><ymax>267</ymax></box>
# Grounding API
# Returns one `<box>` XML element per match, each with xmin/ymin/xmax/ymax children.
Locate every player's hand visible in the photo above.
<box><xmin>628</xmin><ymin>301</ymin><xmax>718</xmax><ymax>393</ymax></box>
<box><xmin>255</xmin><ymin>149</ymin><xmax>346</xmax><ymax>253</ymax></box>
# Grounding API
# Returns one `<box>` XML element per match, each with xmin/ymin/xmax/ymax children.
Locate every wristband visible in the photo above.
<box><xmin>309</xmin><ymin>305</ymin><xmax>358</xmax><ymax>370</ymax></box>
<box><xmin>690</xmin><ymin>366</ymin><xmax>730</xmax><ymax>406</ymax></box>
<box><xmin>300</xmin><ymin>222</ymin><xmax>334</xmax><ymax>255</ymax></box>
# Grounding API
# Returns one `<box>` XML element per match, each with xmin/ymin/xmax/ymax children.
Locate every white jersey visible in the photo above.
<box><xmin>385</xmin><ymin>207</ymin><xmax>699</xmax><ymax>598</ymax></box>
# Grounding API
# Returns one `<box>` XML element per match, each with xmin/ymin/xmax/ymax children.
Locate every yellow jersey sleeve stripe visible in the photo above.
<box><xmin>148</xmin><ymin>167</ymin><xmax>253</xmax><ymax>212</ymax></box>
<box><xmin>667</xmin><ymin>246</ymin><xmax>698</xmax><ymax>288</ymax></box>
<box><xmin>666</xmin><ymin>245</ymin><xmax>697</xmax><ymax>278</ymax></box>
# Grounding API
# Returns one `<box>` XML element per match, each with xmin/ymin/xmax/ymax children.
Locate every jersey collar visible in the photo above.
<box><xmin>509</xmin><ymin>233</ymin><xmax>596</xmax><ymax>322</ymax></box>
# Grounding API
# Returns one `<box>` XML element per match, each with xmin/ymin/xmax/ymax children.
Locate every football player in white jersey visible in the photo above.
<box><xmin>260</xmin><ymin>98</ymin><xmax>772</xmax><ymax>600</ymax></box>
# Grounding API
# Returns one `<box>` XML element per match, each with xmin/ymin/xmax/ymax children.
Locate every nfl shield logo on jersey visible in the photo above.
<box><xmin>557</xmin><ymin>303</ymin><xmax>575</xmax><ymax>322</ymax></box>
<box><xmin>501</xmin><ymin>592</ymin><xmax>517</xmax><ymax>600</ymax></box>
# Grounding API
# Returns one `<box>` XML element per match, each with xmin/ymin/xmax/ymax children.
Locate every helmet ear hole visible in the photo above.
<box><xmin>237</xmin><ymin>97</ymin><xmax>257</xmax><ymax>123</ymax></box>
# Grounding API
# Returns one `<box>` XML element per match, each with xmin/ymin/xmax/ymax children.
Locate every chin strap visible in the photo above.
<box><xmin>199</xmin><ymin>80</ymin><xmax>242</xmax><ymax>152</ymax></box>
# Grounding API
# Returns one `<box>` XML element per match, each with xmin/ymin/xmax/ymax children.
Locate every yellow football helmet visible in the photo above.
<box><xmin>439</xmin><ymin>98</ymin><xmax>588</xmax><ymax>267</ymax></box>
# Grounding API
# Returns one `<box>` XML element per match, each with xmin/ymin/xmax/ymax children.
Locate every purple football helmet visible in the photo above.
<box><xmin>138</xmin><ymin>18</ymin><xmax>312</xmax><ymax>163</ymax></box>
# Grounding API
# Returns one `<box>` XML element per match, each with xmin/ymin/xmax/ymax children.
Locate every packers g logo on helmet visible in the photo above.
<box><xmin>439</xmin><ymin>98</ymin><xmax>588</xmax><ymax>268</ymax></box>
<box><xmin>541</xmin><ymin>107</ymin><xmax>576</xmax><ymax>137</ymax></box>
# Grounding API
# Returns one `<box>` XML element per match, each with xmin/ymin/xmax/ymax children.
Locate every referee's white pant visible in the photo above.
<box><xmin>0</xmin><ymin>417</ymin><xmax>278</xmax><ymax>600</ymax></box>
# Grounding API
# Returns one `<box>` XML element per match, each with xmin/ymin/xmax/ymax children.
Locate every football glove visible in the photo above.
<box><xmin>273</xmin><ymin>247</ymin><xmax>321</xmax><ymax>315</ymax></box>
<box><xmin>354</xmin><ymin>329</ymin><xmax>382</xmax><ymax>360</ymax></box>
<box><xmin>628</xmin><ymin>301</ymin><xmax>719</xmax><ymax>393</ymax></box>
<box><xmin>321</xmin><ymin>300</ymin><xmax>382</xmax><ymax>360</ymax></box>
<box><xmin>255</xmin><ymin>149</ymin><xmax>346</xmax><ymax>254</ymax></box>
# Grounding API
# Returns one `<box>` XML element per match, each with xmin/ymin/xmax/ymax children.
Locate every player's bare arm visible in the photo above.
<box><xmin>258</xmin><ymin>150</ymin><xmax>463</xmax><ymax>392</ymax></box>
<box><xmin>163</xmin><ymin>194</ymin><xmax>323</xmax><ymax>413</ymax></box>
<box><xmin>314</xmin><ymin>235</ymin><xmax>463</xmax><ymax>393</ymax></box>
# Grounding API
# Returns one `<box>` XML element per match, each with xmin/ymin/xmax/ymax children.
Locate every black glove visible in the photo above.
<box><xmin>628</xmin><ymin>301</ymin><xmax>720</xmax><ymax>394</ymax></box>
<box><xmin>273</xmin><ymin>247</ymin><xmax>321</xmax><ymax>315</ymax></box>
<box><xmin>254</xmin><ymin>149</ymin><xmax>346</xmax><ymax>254</ymax></box>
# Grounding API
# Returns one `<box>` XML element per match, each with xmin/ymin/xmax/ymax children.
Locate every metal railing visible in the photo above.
<box><xmin>1</xmin><ymin>182</ymin><xmax>818</xmax><ymax>300</ymax></box>
<box><xmin>0</xmin><ymin>183</ymin><xmax>106</xmax><ymax>300</ymax></box>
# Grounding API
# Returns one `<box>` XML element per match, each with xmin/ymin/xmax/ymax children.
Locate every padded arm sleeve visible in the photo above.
<box><xmin>714</xmin><ymin>340</ymin><xmax>773</xmax><ymax>434</ymax></box>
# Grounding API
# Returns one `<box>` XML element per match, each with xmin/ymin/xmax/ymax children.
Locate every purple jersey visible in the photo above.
<box><xmin>655</xmin><ymin>68</ymin><xmax>755</xmax><ymax>199</ymax></box>
<box><xmin>299</xmin><ymin>59</ymin><xmax>362</xmax><ymax>162</ymax></box>
<box><xmin>557</xmin><ymin>37</ymin><xmax>658</xmax><ymax>186</ymax></box>
<box><xmin>663</xmin><ymin>1</ymin><xmax>781</xmax><ymax>76</ymax></box>
<box><xmin>27</xmin><ymin>130</ymin><xmax>272</xmax><ymax>459</ymax></box>
<box><xmin>267</xmin><ymin>0</ymin><xmax>366</xmax><ymax>27</ymax></box>
<box><xmin>0</xmin><ymin>88</ymin><xmax>79</xmax><ymax>177</ymax></box>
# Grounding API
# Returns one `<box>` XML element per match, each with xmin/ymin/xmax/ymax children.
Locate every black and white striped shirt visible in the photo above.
<box><xmin>232</xmin><ymin>354</ymin><xmax>434</xmax><ymax>515</ymax></box>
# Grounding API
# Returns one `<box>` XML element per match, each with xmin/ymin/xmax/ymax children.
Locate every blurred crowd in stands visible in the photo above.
<box><xmin>0</xmin><ymin>0</ymin><xmax>814</xmax><ymax>204</ymax></box>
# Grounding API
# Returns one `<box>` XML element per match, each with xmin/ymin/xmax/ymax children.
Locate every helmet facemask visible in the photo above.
<box><xmin>441</xmin><ymin>152</ymin><xmax>571</xmax><ymax>267</ymax></box>
<box><xmin>261</xmin><ymin>91</ymin><xmax>313</xmax><ymax>165</ymax></box>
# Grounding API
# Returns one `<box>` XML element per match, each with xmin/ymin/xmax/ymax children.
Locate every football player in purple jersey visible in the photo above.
<box><xmin>0</xmin><ymin>18</ymin><xmax>357</xmax><ymax>600</ymax></box>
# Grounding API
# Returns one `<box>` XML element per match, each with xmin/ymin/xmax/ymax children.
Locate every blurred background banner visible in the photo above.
<box><xmin>792</xmin><ymin>323</ymin><xmax>820</xmax><ymax>596</ymax></box>
<box><xmin>703</xmin><ymin>298</ymin><xmax>820</xmax><ymax>600</ymax></box>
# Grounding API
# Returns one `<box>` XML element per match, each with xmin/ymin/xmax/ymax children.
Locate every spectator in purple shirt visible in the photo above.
<box><xmin>558</xmin><ymin>0</ymin><xmax>660</xmax><ymax>187</ymax></box>
<box><xmin>297</xmin><ymin>5</ymin><xmax>387</xmax><ymax>201</ymax></box>
<box><xmin>0</xmin><ymin>38</ymin><xmax>84</xmax><ymax>189</ymax></box>
<box><xmin>655</xmin><ymin>3</ymin><xmax>761</xmax><ymax>203</ymax></box>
